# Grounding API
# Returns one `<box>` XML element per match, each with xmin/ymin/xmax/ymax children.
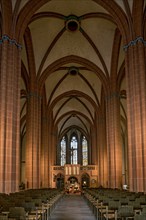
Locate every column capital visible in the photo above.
<box><xmin>123</xmin><ymin>36</ymin><xmax>146</xmax><ymax>51</ymax></box>
<box><xmin>0</xmin><ymin>35</ymin><xmax>22</xmax><ymax>49</ymax></box>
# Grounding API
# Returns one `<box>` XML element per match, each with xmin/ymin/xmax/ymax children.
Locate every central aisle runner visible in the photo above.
<box><xmin>49</xmin><ymin>194</ymin><xmax>96</xmax><ymax>220</ymax></box>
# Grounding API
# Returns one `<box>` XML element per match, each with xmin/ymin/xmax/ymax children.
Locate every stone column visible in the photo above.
<box><xmin>106</xmin><ymin>91</ymin><xmax>122</xmax><ymax>188</ymax></box>
<box><xmin>91</xmin><ymin>125</ymin><xmax>97</xmax><ymax>165</ymax></box>
<box><xmin>41</xmin><ymin>114</ymin><xmax>49</xmax><ymax>188</ymax></box>
<box><xmin>121</xmin><ymin>129</ymin><xmax>128</xmax><ymax>187</ymax></box>
<box><xmin>124</xmin><ymin>38</ymin><xmax>146</xmax><ymax>192</ymax></box>
<box><xmin>48</xmin><ymin>112</ymin><xmax>54</xmax><ymax>187</ymax></box>
<box><xmin>0</xmin><ymin>36</ymin><xmax>21</xmax><ymax>193</ymax></box>
<box><xmin>97</xmin><ymin>115</ymin><xmax>107</xmax><ymax>187</ymax></box>
<box><xmin>25</xmin><ymin>90</ymin><xmax>41</xmax><ymax>189</ymax></box>
<box><xmin>52</xmin><ymin>128</ymin><xmax>57</xmax><ymax>166</ymax></box>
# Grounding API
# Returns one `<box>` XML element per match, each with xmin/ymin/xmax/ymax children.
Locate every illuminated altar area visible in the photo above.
<box><xmin>51</xmin><ymin>164</ymin><xmax>98</xmax><ymax>190</ymax></box>
<box><xmin>50</xmin><ymin>134</ymin><xmax>98</xmax><ymax>190</ymax></box>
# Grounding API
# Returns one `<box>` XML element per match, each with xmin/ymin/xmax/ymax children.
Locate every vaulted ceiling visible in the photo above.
<box><xmin>20</xmin><ymin>0</ymin><xmax>130</xmax><ymax>140</ymax></box>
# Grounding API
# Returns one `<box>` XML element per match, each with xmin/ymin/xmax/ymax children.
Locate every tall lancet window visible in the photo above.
<box><xmin>70</xmin><ymin>136</ymin><xmax>78</xmax><ymax>164</ymax></box>
<box><xmin>82</xmin><ymin>136</ymin><xmax>88</xmax><ymax>166</ymax></box>
<box><xmin>61</xmin><ymin>136</ymin><xmax>66</xmax><ymax>166</ymax></box>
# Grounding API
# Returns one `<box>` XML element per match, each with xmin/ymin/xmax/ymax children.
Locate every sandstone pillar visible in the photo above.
<box><xmin>0</xmin><ymin>36</ymin><xmax>21</xmax><ymax>193</ymax></box>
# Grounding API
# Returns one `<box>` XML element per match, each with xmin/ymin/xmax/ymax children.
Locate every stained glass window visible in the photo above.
<box><xmin>70</xmin><ymin>136</ymin><xmax>78</xmax><ymax>164</ymax></box>
<box><xmin>59</xmin><ymin>134</ymin><xmax>88</xmax><ymax>166</ymax></box>
<box><xmin>60</xmin><ymin>136</ymin><xmax>66</xmax><ymax>166</ymax></box>
<box><xmin>82</xmin><ymin>136</ymin><xmax>88</xmax><ymax>165</ymax></box>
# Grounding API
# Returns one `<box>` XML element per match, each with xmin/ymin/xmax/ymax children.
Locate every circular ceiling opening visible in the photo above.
<box><xmin>65</xmin><ymin>15</ymin><xmax>80</xmax><ymax>32</ymax></box>
<box><xmin>69</xmin><ymin>67</ymin><xmax>79</xmax><ymax>76</ymax></box>
<box><xmin>67</xmin><ymin>20</ymin><xmax>79</xmax><ymax>31</ymax></box>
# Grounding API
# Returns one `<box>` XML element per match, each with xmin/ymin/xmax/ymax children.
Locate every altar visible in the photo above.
<box><xmin>65</xmin><ymin>178</ymin><xmax>80</xmax><ymax>194</ymax></box>
<box><xmin>51</xmin><ymin>164</ymin><xmax>98</xmax><ymax>189</ymax></box>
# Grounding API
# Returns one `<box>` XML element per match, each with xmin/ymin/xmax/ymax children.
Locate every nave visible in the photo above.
<box><xmin>49</xmin><ymin>195</ymin><xmax>96</xmax><ymax>220</ymax></box>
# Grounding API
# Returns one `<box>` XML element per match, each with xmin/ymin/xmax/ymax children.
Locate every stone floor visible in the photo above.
<box><xmin>48</xmin><ymin>194</ymin><xmax>96</xmax><ymax>220</ymax></box>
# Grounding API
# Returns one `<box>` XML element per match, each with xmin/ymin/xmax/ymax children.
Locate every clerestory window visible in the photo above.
<box><xmin>60</xmin><ymin>136</ymin><xmax>66</xmax><ymax>166</ymax></box>
<box><xmin>82</xmin><ymin>136</ymin><xmax>88</xmax><ymax>166</ymax></box>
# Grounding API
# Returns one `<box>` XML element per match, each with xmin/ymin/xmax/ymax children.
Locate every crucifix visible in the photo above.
<box><xmin>70</xmin><ymin>147</ymin><xmax>76</xmax><ymax>164</ymax></box>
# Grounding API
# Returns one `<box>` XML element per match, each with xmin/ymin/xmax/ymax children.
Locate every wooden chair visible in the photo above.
<box><xmin>103</xmin><ymin>201</ymin><xmax>120</xmax><ymax>220</ymax></box>
<box><xmin>0</xmin><ymin>215</ymin><xmax>8</xmax><ymax>220</ymax></box>
<box><xmin>134</xmin><ymin>214</ymin><xmax>146</xmax><ymax>220</ymax></box>
<box><xmin>117</xmin><ymin>205</ymin><xmax>135</xmax><ymax>220</ymax></box>
<box><xmin>8</xmin><ymin>207</ymin><xmax>26</xmax><ymax>220</ymax></box>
